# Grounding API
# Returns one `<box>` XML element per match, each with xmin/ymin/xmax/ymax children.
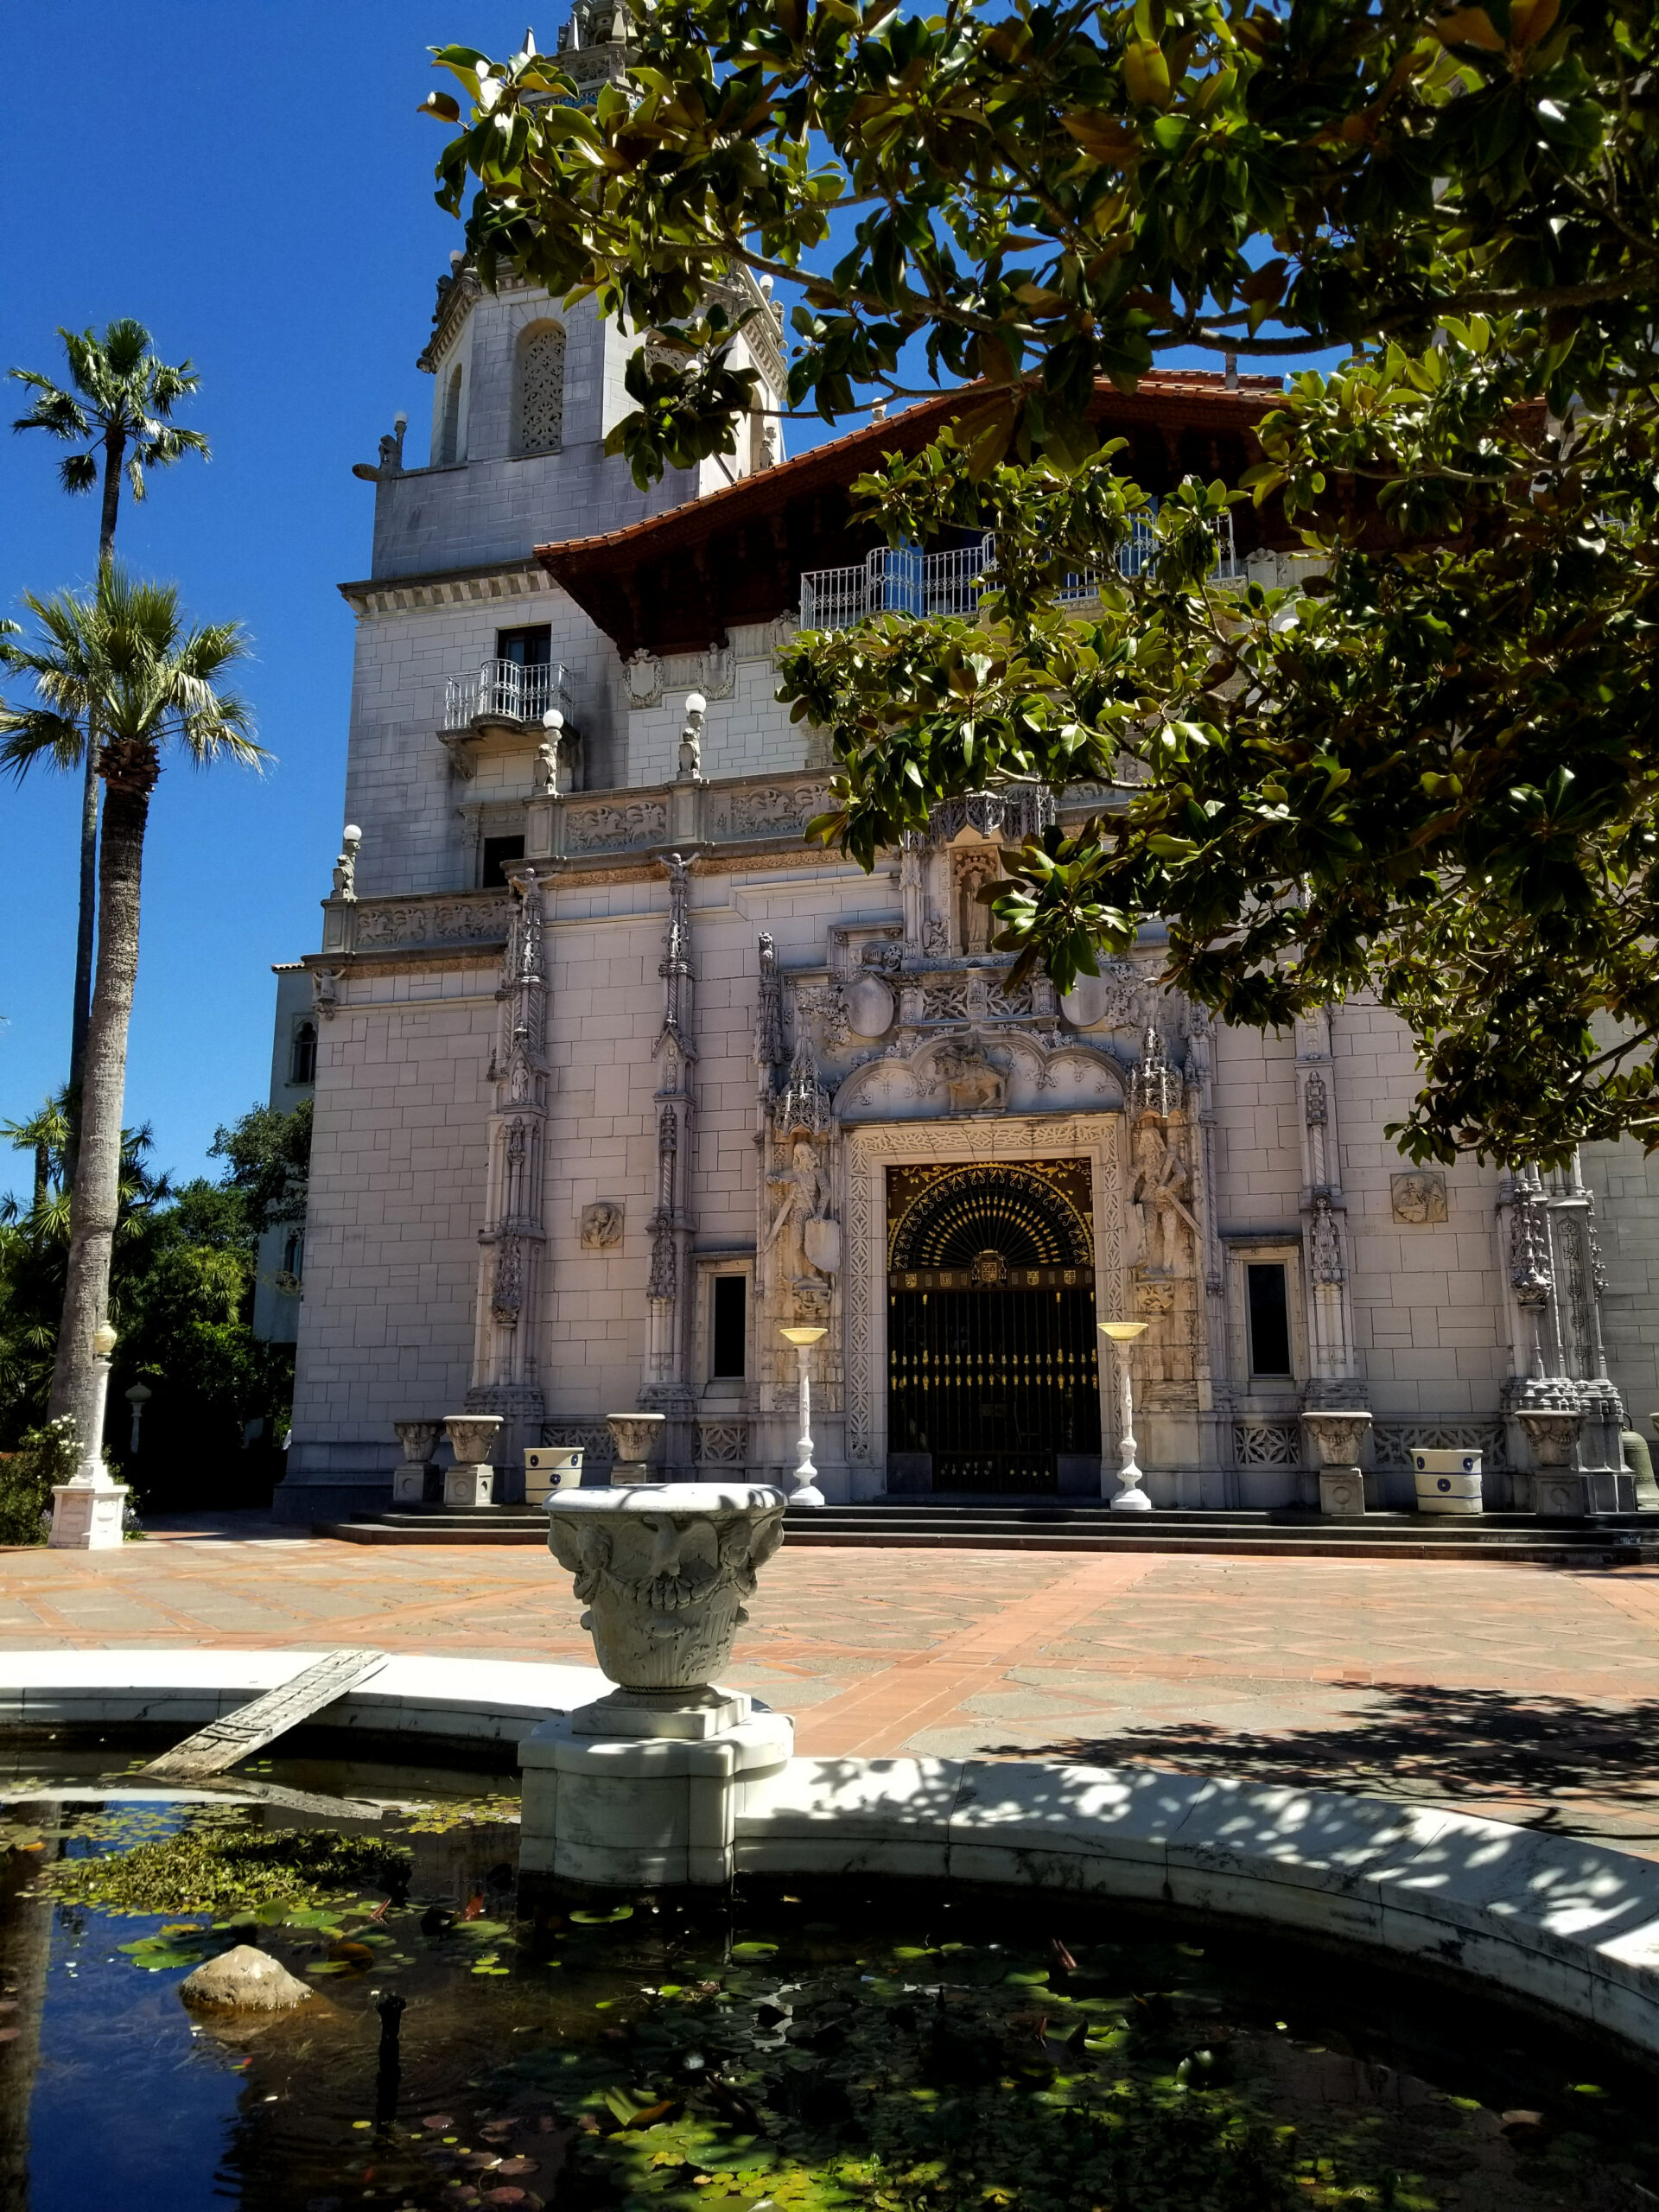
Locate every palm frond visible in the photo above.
<box><xmin>0</xmin><ymin>707</ymin><xmax>86</xmax><ymax>777</ymax></box>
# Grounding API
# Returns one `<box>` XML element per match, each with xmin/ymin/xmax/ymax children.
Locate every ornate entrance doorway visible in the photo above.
<box><xmin>886</xmin><ymin>1160</ymin><xmax>1101</xmax><ymax>1495</ymax></box>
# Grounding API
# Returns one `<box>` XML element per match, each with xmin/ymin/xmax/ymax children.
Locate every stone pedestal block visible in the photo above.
<box><xmin>518</xmin><ymin>1707</ymin><xmax>793</xmax><ymax>1885</ymax></box>
<box><xmin>1532</xmin><ymin>1468</ymin><xmax>1596</xmax><ymax>1519</ymax></box>
<box><xmin>444</xmin><ymin>1464</ymin><xmax>495</xmax><ymax>1507</ymax></box>
<box><xmin>391</xmin><ymin>1463</ymin><xmax>440</xmax><ymax>1503</ymax></box>
<box><xmin>48</xmin><ymin>1481</ymin><xmax>128</xmax><ymax>1550</ymax></box>
<box><xmin>1318</xmin><ymin>1468</ymin><xmax>1365</xmax><ymax>1518</ymax></box>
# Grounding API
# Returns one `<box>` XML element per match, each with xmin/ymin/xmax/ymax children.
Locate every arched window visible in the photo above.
<box><xmin>515</xmin><ymin>323</ymin><xmax>566</xmax><ymax>454</ymax></box>
<box><xmin>439</xmin><ymin>364</ymin><xmax>462</xmax><ymax>465</ymax></box>
<box><xmin>281</xmin><ymin>1233</ymin><xmax>304</xmax><ymax>1286</ymax></box>
<box><xmin>290</xmin><ymin>1020</ymin><xmax>317</xmax><ymax>1086</ymax></box>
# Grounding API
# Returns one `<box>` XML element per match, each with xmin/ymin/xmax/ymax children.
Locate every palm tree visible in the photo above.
<box><xmin>10</xmin><ymin>321</ymin><xmax>209</xmax><ymax>1109</ymax></box>
<box><xmin>0</xmin><ymin>566</ymin><xmax>259</xmax><ymax>1460</ymax></box>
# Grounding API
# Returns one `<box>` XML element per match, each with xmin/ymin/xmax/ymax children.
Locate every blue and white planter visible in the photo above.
<box><xmin>1413</xmin><ymin>1447</ymin><xmax>1482</xmax><ymax>1516</ymax></box>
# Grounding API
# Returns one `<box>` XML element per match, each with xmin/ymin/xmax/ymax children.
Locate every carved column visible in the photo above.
<box><xmin>466</xmin><ymin>868</ymin><xmax>550</xmax><ymax>1496</ymax></box>
<box><xmin>1294</xmin><ymin>1011</ymin><xmax>1366</xmax><ymax>1412</ymax></box>
<box><xmin>641</xmin><ymin>854</ymin><xmax>698</xmax><ymax>1478</ymax></box>
<box><xmin>1125</xmin><ymin>1023</ymin><xmax>1202</xmax><ymax>1492</ymax></box>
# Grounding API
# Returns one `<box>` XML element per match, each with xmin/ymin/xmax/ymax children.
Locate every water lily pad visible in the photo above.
<box><xmin>730</xmin><ymin>1942</ymin><xmax>779</xmax><ymax>1961</ymax></box>
<box><xmin>570</xmin><ymin>1905</ymin><xmax>633</xmax><ymax>1925</ymax></box>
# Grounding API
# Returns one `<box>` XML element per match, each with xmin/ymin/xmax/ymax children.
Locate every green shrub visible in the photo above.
<box><xmin>0</xmin><ymin>1415</ymin><xmax>79</xmax><ymax>1544</ymax></box>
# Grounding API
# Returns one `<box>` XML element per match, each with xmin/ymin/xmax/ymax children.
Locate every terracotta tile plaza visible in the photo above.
<box><xmin>6</xmin><ymin>1522</ymin><xmax>1659</xmax><ymax>1859</ymax></box>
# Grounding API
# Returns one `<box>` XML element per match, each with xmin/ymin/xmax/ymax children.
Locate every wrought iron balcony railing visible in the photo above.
<box><xmin>443</xmin><ymin>657</ymin><xmax>573</xmax><ymax>731</ymax></box>
<box><xmin>798</xmin><ymin>512</ymin><xmax>1245</xmax><ymax>632</ymax></box>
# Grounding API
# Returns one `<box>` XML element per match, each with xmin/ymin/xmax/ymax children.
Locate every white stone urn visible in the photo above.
<box><xmin>546</xmin><ymin>1483</ymin><xmax>787</xmax><ymax>1697</ymax></box>
<box><xmin>1518</xmin><ymin>1405</ymin><xmax>1592</xmax><ymax>1518</ymax></box>
<box><xmin>443</xmin><ymin>1413</ymin><xmax>501</xmax><ymax>1507</ymax></box>
<box><xmin>394</xmin><ymin>1419</ymin><xmax>442</xmax><ymax>1465</ymax></box>
<box><xmin>607</xmin><ymin>1412</ymin><xmax>667</xmax><ymax>1482</ymax></box>
<box><xmin>1517</xmin><ymin>1406</ymin><xmax>1584</xmax><ymax>1468</ymax></box>
<box><xmin>391</xmin><ymin>1419</ymin><xmax>442</xmax><ymax>1504</ymax></box>
<box><xmin>1301</xmin><ymin>1409</ymin><xmax>1372</xmax><ymax>1519</ymax></box>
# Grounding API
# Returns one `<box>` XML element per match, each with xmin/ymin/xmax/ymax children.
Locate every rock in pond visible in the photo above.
<box><xmin>179</xmin><ymin>1945</ymin><xmax>314</xmax><ymax>2013</ymax></box>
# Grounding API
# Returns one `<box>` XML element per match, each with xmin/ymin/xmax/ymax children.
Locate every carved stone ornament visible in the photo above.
<box><xmin>803</xmin><ymin>1215</ymin><xmax>842</xmax><ymax>1276</ymax></box>
<box><xmin>444</xmin><ymin>1412</ymin><xmax>503</xmax><ymax>1466</ymax></box>
<box><xmin>625</xmin><ymin>649</ymin><xmax>664</xmax><ymax>709</ymax></box>
<box><xmin>581</xmin><ymin>1200</ymin><xmax>625</xmax><ymax>1251</ymax></box>
<box><xmin>392</xmin><ymin>1419</ymin><xmax>441</xmax><ymax>1465</ymax></box>
<box><xmin>844</xmin><ymin>972</ymin><xmax>895</xmax><ymax>1039</ymax></box>
<box><xmin>545</xmin><ymin>1484</ymin><xmax>788</xmax><ymax>1692</ymax></box>
<box><xmin>1390</xmin><ymin>1170</ymin><xmax>1448</xmax><ymax>1225</ymax></box>
<box><xmin>1516</xmin><ymin>1405</ymin><xmax>1585</xmax><ymax>1467</ymax></box>
<box><xmin>310</xmin><ymin>968</ymin><xmax>340</xmax><ymax>1021</ymax></box>
<box><xmin>934</xmin><ymin>1032</ymin><xmax>1007</xmax><ymax>1116</ymax></box>
<box><xmin>1059</xmin><ymin>962</ymin><xmax>1140</xmax><ymax>1030</ymax></box>
<box><xmin>1301</xmin><ymin>1408</ymin><xmax>1373</xmax><ymax>1470</ymax></box>
<box><xmin>1308</xmin><ymin>1194</ymin><xmax>1346</xmax><ymax>1285</ymax></box>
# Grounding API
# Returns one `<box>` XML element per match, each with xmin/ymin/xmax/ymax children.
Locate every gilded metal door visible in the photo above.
<box><xmin>885</xmin><ymin>1160</ymin><xmax>1101</xmax><ymax>1497</ymax></box>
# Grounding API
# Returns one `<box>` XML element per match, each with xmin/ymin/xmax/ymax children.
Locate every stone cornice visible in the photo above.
<box><xmin>338</xmin><ymin>557</ymin><xmax>557</xmax><ymax>619</ymax></box>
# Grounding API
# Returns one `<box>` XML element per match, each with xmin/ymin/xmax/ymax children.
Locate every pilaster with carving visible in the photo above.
<box><xmin>1497</xmin><ymin>1159</ymin><xmax>1625</xmax><ymax>1497</ymax></box>
<box><xmin>466</xmin><ymin>869</ymin><xmax>550</xmax><ymax>1491</ymax></box>
<box><xmin>1294</xmin><ymin>1010</ymin><xmax>1366</xmax><ymax>1411</ymax></box>
<box><xmin>1124</xmin><ymin>1023</ymin><xmax>1204</xmax><ymax>1471</ymax></box>
<box><xmin>641</xmin><ymin>854</ymin><xmax>699</xmax><ymax>1475</ymax></box>
<box><xmin>752</xmin><ymin>961</ymin><xmax>843</xmax><ymax>1486</ymax></box>
<box><xmin>1180</xmin><ymin>1000</ymin><xmax>1227</xmax><ymax>1478</ymax></box>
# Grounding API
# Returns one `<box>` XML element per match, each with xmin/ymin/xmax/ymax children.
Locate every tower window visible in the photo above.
<box><xmin>482</xmin><ymin>835</ymin><xmax>525</xmax><ymax>887</ymax></box>
<box><xmin>1246</xmin><ymin>1262</ymin><xmax>1293</xmax><ymax>1377</ymax></box>
<box><xmin>515</xmin><ymin>323</ymin><xmax>566</xmax><ymax>454</ymax></box>
<box><xmin>289</xmin><ymin>1020</ymin><xmax>317</xmax><ymax>1086</ymax></box>
<box><xmin>281</xmin><ymin>1232</ymin><xmax>304</xmax><ymax>1285</ymax></box>
<box><xmin>439</xmin><ymin>364</ymin><xmax>462</xmax><ymax>465</ymax></box>
<box><xmin>711</xmin><ymin>1275</ymin><xmax>747</xmax><ymax>1379</ymax></box>
<box><xmin>496</xmin><ymin>625</ymin><xmax>551</xmax><ymax>668</ymax></box>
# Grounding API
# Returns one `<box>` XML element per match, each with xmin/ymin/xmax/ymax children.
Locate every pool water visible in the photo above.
<box><xmin>1</xmin><ymin>1777</ymin><xmax>1656</xmax><ymax>2212</ymax></box>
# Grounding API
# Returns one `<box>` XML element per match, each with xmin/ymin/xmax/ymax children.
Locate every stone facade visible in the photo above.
<box><xmin>271</xmin><ymin>133</ymin><xmax>1659</xmax><ymax>1521</ymax></box>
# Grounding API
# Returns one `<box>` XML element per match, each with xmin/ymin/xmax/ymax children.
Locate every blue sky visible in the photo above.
<box><xmin>0</xmin><ymin>2</ymin><xmax>1294</xmax><ymax>1207</ymax></box>
<box><xmin>0</xmin><ymin>3</ymin><xmax>575</xmax><ymax>1200</ymax></box>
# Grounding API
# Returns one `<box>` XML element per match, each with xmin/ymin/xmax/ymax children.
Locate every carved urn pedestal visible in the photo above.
<box><xmin>519</xmin><ymin>1483</ymin><xmax>792</xmax><ymax>1886</ymax></box>
<box><xmin>391</xmin><ymin>1420</ymin><xmax>442</xmax><ymax>1505</ymax></box>
<box><xmin>1518</xmin><ymin>1406</ymin><xmax>1592</xmax><ymax>1519</ymax></box>
<box><xmin>442</xmin><ymin>1414</ymin><xmax>501</xmax><ymax>1508</ymax></box>
<box><xmin>1301</xmin><ymin>1409</ymin><xmax>1372</xmax><ymax>1518</ymax></box>
<box><xmin>606</xmin><ymin>1413</ymin><xmax>667</xmax><ymax>1484</ymax></box>
<box><xmin>48</xmin><ymin>1476</ymin><xmax>129</xmax><ymax>1550</ymax></box>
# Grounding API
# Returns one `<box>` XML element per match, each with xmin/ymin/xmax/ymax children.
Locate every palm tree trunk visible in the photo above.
<box><xmin>48</xmin><ymin>754</ymin><xmax>151</xmax><ymax>1453</ymax></box>
<box><xmin>67</xmin><ymin>743</ymin><xmax>98</xmax><ymax>1104</ymax></box>
<box><xmin>66</xmin><ymin>438</ymin><xmax>125</xmax><ymax>1166</ymax></box>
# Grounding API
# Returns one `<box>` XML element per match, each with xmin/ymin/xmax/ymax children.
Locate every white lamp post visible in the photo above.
<box><xmin>1098</xmin><ymin>1319</ymin><xmax>1153</xmax><ymax>1513</ymax></box>
<box><xmin>124</xmin><ymin>1380</ymin><xmax>152</xmax><ymax>1455</ymax></box>
<box><xmin>49</xmin><ymin>1322</ymin><xmax>130</xmax><ymax>1550</ymax></box>
<box><xmin>779</xmin><ymin>1325</ymin><xmax>829</xmax><ymax>1507</ymax></box>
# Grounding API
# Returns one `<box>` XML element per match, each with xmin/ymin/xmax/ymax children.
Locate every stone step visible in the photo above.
<box><xmin>316</xmin><ymin>1500</ymin><xmax>1659</xmax><ymax>1566</ymax></box>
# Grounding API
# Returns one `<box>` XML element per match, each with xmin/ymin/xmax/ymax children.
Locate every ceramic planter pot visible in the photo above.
<box><xmin>547</xmin><ymin>1482</ymin><xmax>787</xmax><ymax>1692</ymax></box>
<box><xmin>524</xmin><ymin>1446</ymin><xmax>582</xmax><ymax>1504</ymax></box>
<box><xmin>1413</xmin><ymin>1446</ymin><xmax>1483</xmax><ymax>1516</ymax></box>
<box><xmin>444</xmin><ymin>1413</ymin><xmax>503</xmax><ymax>1466</ymax></box>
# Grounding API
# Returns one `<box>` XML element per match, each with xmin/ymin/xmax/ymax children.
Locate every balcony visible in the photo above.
<box><xmin>443</xmin><ymin>657</ymin><xmax>573</xmax><ymax>734</ymax></box>
<box><xmin>798</xmin><ymin>512</ymin><xmax>1245</xmax><ymax>632</ymax></box>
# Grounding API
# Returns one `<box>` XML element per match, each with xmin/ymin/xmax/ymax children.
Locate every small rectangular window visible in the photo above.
<box><xmin>496</xmin><ymin>624</ymin><xmax>551</xmax><ymax>667</ymax></box>
<box><xmin>711</xmin><ymin>1276</ymin><xmax>747</xmax><ymax>1378</ymax></box>
<box><xmin>1246</xmin><ymin>1262</ymin><xmax>1293</xmax><ymax>1376</ymax></box>
<box><xmin>482</xmin><ymin>835</ymin><xmax>525</xmax><ymax>887</ymax></box>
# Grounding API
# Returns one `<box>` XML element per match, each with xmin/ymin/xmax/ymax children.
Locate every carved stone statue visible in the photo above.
<box><xmin>331</xmin><ymin>824</ymin><xmax>361</xmax><ymax>901</ymax></box>
<box><xmin>934</xmin><ymin>1033</ymin><xmax>1006</xmax><ymax>1116</ymax></box>
<box><xmin>533</xmin><ymin>739</ymin><xmax>559</xmax><ymax>797</ymax></box>
<box><xmin>1129</xmin><ymin>1121</ymin><xmax>1198</xmax><ymax>1275</ymax></box>
<box><xmin>765</xmin><ymin>1138</ymin><xmax>832</xmax><ymax>1289</ymax></box>
<box><xmin>678</xmin><ymin>690</ymin><xmax>706</xmax><ymax>779</ymax></box>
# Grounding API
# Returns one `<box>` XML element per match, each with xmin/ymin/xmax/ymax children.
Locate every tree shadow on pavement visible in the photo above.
<box><xmin>987</xmin><ymin>1681</ymin><xmax>1659</xmax><ymax>1840</ymax></box>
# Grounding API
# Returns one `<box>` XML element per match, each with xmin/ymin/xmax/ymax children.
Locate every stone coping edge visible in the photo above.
<box><xmin>737</xmin><ymin>1758</ymin><xmax>1659</xmax><ymax>2056</ymax></box>
<box><xmin>0</xmin><ymin>1654</ymin><xmax>1655</xmax><ymax>2054</ymax></box>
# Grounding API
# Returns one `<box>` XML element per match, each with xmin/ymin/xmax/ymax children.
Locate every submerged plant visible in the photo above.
<box><xmin>40</xmin><ymin>1811</ymin><xmax>410</xmax><ymax>1916</ymax></box>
